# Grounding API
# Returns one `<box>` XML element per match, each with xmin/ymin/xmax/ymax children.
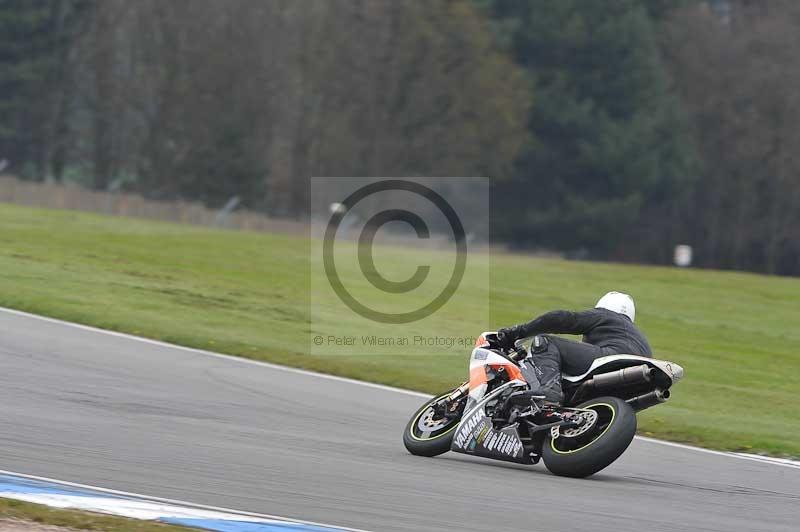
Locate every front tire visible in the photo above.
<box><xmin>542</xmin><ymin>396</ymin><xmax>636</xmax><ymax>478</ymax></box>
<box><xmin>403</xmin><ymin>392</ymin><xmax>464</xmax><ymax>457</ymax></box>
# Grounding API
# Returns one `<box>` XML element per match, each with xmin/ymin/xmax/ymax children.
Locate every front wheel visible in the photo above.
<box><xmin>542</xmin><ymin>396</ymin><xmax>636</xmax><ymax>478</ymax></box>
<box><xmin>403</xmin><ymin>391</ymin><xmax>465</xmax><ymax>457</ymax></box>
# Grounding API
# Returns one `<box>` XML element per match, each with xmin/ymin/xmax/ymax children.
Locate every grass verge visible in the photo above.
<box><xmin>0</xmin><ymin>498</ymin><xmax>189</xmax><ymax>532</ymax></box>
<box><xmin>0</xmin><ymin>203</ymin><xmax>797</xmax><ymax>457</ymax></box>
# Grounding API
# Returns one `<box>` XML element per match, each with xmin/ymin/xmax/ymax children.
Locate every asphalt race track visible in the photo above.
<box><xmin>0</xmin><ymin>309</ymin><xmax>797</xmax><ymax>532</ymax></box>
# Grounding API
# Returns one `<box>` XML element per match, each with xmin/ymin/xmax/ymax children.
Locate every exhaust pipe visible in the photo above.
<box><xmin>627</xmin><ymin>388</ymin><xmax>670</xmax><ymax>411</ymax></box>
<box><xmin>587</xmin><ymin>364</ymin><xmax>653</xmax><ymax>391</ymax></box>
<box><xmin>571</xmin><ymin>364</ymin><xmax>654</xmax><ymax>403</ymax></box>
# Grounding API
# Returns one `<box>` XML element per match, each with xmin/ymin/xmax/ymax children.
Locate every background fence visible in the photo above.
<box><xmin>0</xmin><ymin>175</ymin><xmax>308</xmax><ymax>235</ymax></box>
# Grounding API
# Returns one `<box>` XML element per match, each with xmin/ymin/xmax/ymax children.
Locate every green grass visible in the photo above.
<box><xmin>0</xmin><ymin>203</ymin><xmax>798</xmax><ymax>457</ymax></box>
<box><xmin>0</xmin><ymin>497</ymin><xmax>190</xmax><ymax>532</ymax></box>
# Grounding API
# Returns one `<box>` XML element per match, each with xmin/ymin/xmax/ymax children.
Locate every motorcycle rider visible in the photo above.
<box><xmin>496</xmin><ymin>291</ymin><xmax>652</xmax><ymax>404</ymax></box>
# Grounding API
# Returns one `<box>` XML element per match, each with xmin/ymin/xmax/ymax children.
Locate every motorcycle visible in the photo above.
<box><xmin>403</xmin><ymin>332</ymin><xmax>684</xmax><ymax>477</ymax></box>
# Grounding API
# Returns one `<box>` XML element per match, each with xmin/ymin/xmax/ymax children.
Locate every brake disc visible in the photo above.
<box><xmin>419</xmin><ymin>408</ymin><xmax>449</xmax><ymax>431</ymax></box>
<box><xmin>560</xmin><ymin>410</ymin><xmax>598</xmax><ymax>438</ymax></box>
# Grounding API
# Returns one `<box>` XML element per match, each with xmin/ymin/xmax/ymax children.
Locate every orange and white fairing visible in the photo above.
<box><xmin>468</xmin><ymin>332</ymin><xmax>526</xmax><ymax>401</ymax></box>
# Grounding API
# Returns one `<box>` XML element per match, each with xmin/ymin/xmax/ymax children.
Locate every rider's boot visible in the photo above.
<box><xmin>519</xmin><ymin>335</ymin><xmax>564</xmax><ymax>404</ymax></box>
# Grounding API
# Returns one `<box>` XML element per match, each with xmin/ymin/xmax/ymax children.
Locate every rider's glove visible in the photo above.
<box><xmin>496</xmin><ymin>327</ymin><xmax>518</xmax><ymax>349</ymax></box>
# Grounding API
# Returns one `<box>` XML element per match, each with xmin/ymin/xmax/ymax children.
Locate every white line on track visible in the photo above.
<box><xmin>1</xmin><ymin>305</ymin><xmax>798</xmax><ymax>470</ymax></box>
<box><xmin>0</xmin><ymin>306</ymin><xmax>429</xmax><ymax>399</ymax></box>
<box><xmin>0</xmin><ymin>469</ymin><xmax>372</xmax><ymax>532</ymax></box>
<box><xmin>634</xmin><ymin>437</ymin><xmax>800</xmax><ymax>469</ymax></box>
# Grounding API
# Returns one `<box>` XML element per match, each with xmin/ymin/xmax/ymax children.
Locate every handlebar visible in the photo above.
<box><xmin>479</xmin><ymin>332</ymin><xmax>527</xmax><ymax>363</ymax></box>
<box><xmin>509</xmin><ymin>344</ymin><xmax>528</xmax><ymax>362</ymax></box>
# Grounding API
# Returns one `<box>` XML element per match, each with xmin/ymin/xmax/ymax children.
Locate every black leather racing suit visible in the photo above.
<box><xmin>500</xmin><ymin>308</ymin><xmax>653</xmax><ymax>402</ymax></box>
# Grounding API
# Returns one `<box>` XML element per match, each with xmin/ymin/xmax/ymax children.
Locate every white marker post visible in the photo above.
<box><xmin>674</xmin><ymin>245</ymin><xmax>693</xmax><ymax>267</ymax></box>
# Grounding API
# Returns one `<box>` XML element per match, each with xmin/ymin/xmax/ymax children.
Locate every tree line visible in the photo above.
<box><xmin>1</xmin><ymin>0</ymin><xmax>799</xmax><ymax>275</ymax></box>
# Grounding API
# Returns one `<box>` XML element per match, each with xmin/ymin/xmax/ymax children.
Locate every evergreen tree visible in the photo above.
<box><xmin>488</xmin><ymin>0</ymin><xmax>694</xmax><ymax>259</ymax></box>
<box><xmin>0</xmin><ymin>0</ymin><xmax>51</xmax><ymax>174</ymax></box>
<box><xmin>0</xmin><ymin>0</ymin><xmax>86</xmax><ymax>178</ymax></box>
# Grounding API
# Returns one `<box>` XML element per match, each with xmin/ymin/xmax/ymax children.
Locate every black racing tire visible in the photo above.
<box><xmin>542</xmin><ymin>396</ymin><xmax>636</xmax><ymax>478</ymax></box>
<box><xmin>403</xmin><ymin>392</ymin><xmax>464</xmax><ymax>457</ymax></box>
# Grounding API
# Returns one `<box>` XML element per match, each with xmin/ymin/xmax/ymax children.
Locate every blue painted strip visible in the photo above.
<box><xmin>0</xmin><ymin>475</ymin><xmax>124</xmax><ymax>498</ymax></box>
<box><xmin>163</xmin><ymin>518</ymin><xmax>346</xmax><ymax>532</ymax></box>
<box><xmin>0</xmin><ymin>473</ymin><xmax>353</xmax><ymax>532</ymax></box>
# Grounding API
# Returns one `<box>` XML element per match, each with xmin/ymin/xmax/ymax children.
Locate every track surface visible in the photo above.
<box><xmin>0</xmin><ymin>311</ymin><xmax>796</xmax><ymax>532</ymax></box>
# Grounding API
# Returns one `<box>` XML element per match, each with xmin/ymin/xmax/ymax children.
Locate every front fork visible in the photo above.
<box><xmin>433</xmin><ymin>381</ymin><xmax>469</xmax><ymax>419</ymax></box>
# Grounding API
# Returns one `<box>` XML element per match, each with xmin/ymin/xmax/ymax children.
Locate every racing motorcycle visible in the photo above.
<box><xmin>403</xmin><ymin>332</ymin><xmax>684</xmax><ymax>477</ymax></box>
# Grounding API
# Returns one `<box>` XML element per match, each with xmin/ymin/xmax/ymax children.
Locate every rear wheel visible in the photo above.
<box><xmin>542</xmin><ymin>396</ymin><xmax>636</xmax><ymax>478</ymax></box>
<box><xmin>403</xmin><ymin>392</ymin><xmax>465</xmax><ymax>457</ymax></box>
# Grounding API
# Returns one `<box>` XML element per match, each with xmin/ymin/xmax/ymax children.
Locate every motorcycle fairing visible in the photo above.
<box><xmin>451</xmin><ymin>381</ymin><xmax>530</xmax><ymax>464</ymax></box>
<box><xmin>468</xmin><ymin>346</ymin><xmax>526</xmax><ymax>402</ymax></box>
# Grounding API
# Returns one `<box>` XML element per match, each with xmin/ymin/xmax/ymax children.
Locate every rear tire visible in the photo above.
<box><xmin>403</xmin><ymin>392</ymin><xmax>464</xmax><ymax>457</ymax></box>
<box><xmin>542</xmin><ymin>396</ymin><xmax>636</xmax><ymax>478</ymax></box>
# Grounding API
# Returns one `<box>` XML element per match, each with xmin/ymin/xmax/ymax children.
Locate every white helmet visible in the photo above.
<box><xmin>596</xmin><ymin>291</ymin><xmax>636</xmax><ymax>322</ymax></box>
